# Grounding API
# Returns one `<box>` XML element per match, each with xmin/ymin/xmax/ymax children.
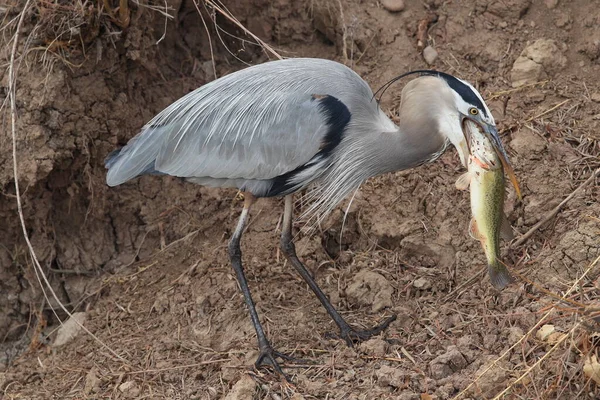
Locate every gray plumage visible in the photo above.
<box><xmin>105</xmin><ymin>58</ymin><xmax>462</xmax><ymax>222</ymax></box>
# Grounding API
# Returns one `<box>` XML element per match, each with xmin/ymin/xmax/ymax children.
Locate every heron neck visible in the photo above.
<box><xmin>371</xmin><ymin>120</ymin><xmax>447</xmax><ymax>174</ymax></box>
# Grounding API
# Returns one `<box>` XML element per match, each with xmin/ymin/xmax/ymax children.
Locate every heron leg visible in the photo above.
<box><xmin>280</xmin><ymin>195</ymin><xmax>396</xmax><ymax>346</ymax></box>
<box><xmin>228</xmin><ymin>193</ymin><xmax>298</xmax><ymax>377</ymax></box>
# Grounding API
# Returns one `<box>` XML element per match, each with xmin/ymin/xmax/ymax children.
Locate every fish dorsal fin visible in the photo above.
<box><xmin>455</xmin><ymin>172</ymin><xmax>471</xmax><ymax>191</ymax></box>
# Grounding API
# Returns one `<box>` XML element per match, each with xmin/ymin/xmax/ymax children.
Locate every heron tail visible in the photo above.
<box><xmin>104</xmin><ymin>147</ymin><xmax>123</xmax><ymax>170</ymax></box>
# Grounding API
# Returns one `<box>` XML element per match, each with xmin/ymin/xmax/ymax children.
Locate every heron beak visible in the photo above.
<box><xmin>481</xmin><ymin>122</ymin><xmax>522</xmax><ymax>200</ymax></box>
<box><xmin>456</xmin><ymin>118</ymin><xmax>472</xmax><ymax>168</ymax></box>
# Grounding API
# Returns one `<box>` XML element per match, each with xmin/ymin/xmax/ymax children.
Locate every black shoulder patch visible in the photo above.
<box><xmin>313</xmin><ymin>94</ymin><xmax>351</xmax><ymax>157</ymax></box>
<box><xmin>264</xmin><ymin>94</ymin><xmax>351</xmax><ymax>197</ymax></box>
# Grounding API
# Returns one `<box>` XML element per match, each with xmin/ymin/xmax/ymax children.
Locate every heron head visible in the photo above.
<box><xmin>439</xmin><ymin>73</ymin><xmax>521</xmax><ymax>198</ymax></box>
<box><xmin>377</xmin><ymin>70</ymin><xmax>520</xmax><ymax>197</ymax></box>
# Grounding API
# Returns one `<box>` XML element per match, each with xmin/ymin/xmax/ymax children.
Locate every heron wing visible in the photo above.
<box><xmin>105</xmin><ymin>58</ymin><xmax>375</xmax><ymax>187</ymax></box>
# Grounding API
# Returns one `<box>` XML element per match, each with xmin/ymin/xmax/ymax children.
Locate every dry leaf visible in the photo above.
<box><xmin>583</xmin><ymin>355</ymin><xmax>600</xmax><ymax>385</ymax></box>
<box><xmin>536</xmin><ymin>324</ymin><xmax>555</xmax><ymax>341</ymax></box>
<box><xmin>421</xmin><ymin>394</ymin><xmax>433</xmax><ymax>400</ymax></box>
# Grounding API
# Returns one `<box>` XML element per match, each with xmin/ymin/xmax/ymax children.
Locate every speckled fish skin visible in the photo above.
<box><xmin>465</xmin><ymin>121</ymin><xmax>513</xmax><ymax>290</ymax></box>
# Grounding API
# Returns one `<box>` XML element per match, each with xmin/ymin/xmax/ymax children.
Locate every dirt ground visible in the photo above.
<box><xmin>1</xmin><ymin>0</ymin><xmax>599</xmax><ymax>398</ymax></box>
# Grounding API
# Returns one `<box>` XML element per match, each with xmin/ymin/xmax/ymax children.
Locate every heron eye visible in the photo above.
<box><xmin>469</xmin><ymin>108</ymin><xmax>479</xmax><ymax>115</ymax></box>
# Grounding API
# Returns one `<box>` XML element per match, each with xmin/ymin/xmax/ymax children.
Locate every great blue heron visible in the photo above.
<box><xmin>105</xmin><ymin>58</ymin><xmax>516</xmax><ymax>375</ymax></box>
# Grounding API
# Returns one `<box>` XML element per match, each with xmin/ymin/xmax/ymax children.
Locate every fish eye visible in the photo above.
<box><xmin>469</xmin><ymin>107</ymin><xmax>479</xmax><ymax>116</ymax></box>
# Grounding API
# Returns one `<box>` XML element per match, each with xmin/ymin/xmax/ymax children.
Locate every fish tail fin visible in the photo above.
<box><xmin>488</xmin><ymin>260</ymin><xmax>513</xmax><ymax>290</ymax></box>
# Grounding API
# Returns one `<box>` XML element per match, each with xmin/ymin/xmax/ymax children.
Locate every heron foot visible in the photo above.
<box><xmin>332</xmin><ymin>314</ymin><xmax>397</xmax><ymax>346</ymax></box>
<box><xmin>255</xmin><ymin>344</ymin><xmax>306</xmax><ymax>380</ymax></box>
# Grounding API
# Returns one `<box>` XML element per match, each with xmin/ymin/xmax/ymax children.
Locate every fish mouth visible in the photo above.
<box><xmin>461</xmin><ymin>117</ymin><xmax>522</xmax><ymax>200</ymax></box>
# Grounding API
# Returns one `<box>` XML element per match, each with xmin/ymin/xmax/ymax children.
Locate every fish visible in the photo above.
<box><xmin>456</xmin><ymin>120</ymin><xmax>515</xmax><ymax>290</ymax></box>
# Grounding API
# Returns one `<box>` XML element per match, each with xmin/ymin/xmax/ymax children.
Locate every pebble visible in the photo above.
<box><xmin>510</xmin><ymin>39</ymin><xmax>567</xmax><ymax>87</ymax></box>
<box><xmin>544</xmin><ymin>0</ymin><xmax>558</xmax><ymax>9</ymax></box>
<box><xmin>471</xmin><ymin>357</ymin><xmax>510</xmax><ymax>396</ymax></box>
<box><xmin>423</xmin><ymin>46</ymin><xmax>438</xmax><ymax>65</ymax></box>
<box><xmin>429</xmin><ymin>345</ymin><xmax>468</xmax><ymax>379</ymax></box>
<box><xmin>224</xmin><ymin>375</ymin><xmax>256</xmax><ymax>400</ymax></box>
<box><xmin>507</xmin><ymin>326</ymin><xmax>524</xmax><ymax>345</ymax></box>
<box><xmin>381</xmin><ymin>0</ymin><xmax>405</xmax><ymax>12</ymax></box>
<box><xmin>358</xmin><ymin>337</ymin><xmax>387</xmax><ymax>357</ymax></box>
<box><xmin>376</xmin><ymin>365</ymin><xmax>408</xmax><ymax>388</ymax></box>
<box><xmin>346</xmin><ymin>270</ymin><xmax>393</xmax><ymax>312</ymax></box>
<box><xmin>119</xmin><ymin>381</ymin><xmax>140</xmax><ymax>398</ymax></box>
<box><xmin>413</xmin><ymin>277</ymin><xmax>432</xmax><ymax>290</ymax></box>
<box><xmin>591</xmin><ymin>92</ymin><xmax>600</xmax><ymax>103</ymax></box>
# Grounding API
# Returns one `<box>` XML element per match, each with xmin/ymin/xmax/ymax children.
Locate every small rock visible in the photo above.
<box><xmin>536</xmin><ymin>324</ymin><xmax>555</xmax><ymax>341</ymax></box>
<box><xmin>487</xmin><ymin>0</ymin><xmax>531</xmax><ymax>19</ymax></box>
<box><xmin>510</xmin><ymin>128</ymin><xmax>546</xmax><ymax>154</ymax></box>
<box><xmin>544</xmin><ymin>0</ymin><xmax>558</xmax><ymax>9</ymax></box>
<box><xmin>430</xmin><ymin>363</ymin><xmax>452</xmax><ymax>379</ymax></box>
<box><xmin>423</xmin><ymin>46</ymin><xmax>438</xmax><ymax>65</ymax></box>
<box><xmin>118</xmin><ymin>381</ymin><xmax>140</xmax><ymax>398</ymax></box>
<box><xmin>375</xmin><ymin>365</ymin><xmax>408</xmax><ymax>388</ymax></box>
<box><xmin>591</xmin><ymin>92</ymin><xmax>600</xmax><ymax>103</ymax></box>
<box><xmin>359</xmin><ymin>337</ymin><xmax>387</xmax><ymax>357</ymax></box>
<box><xmin>554</xmin><ymin>12</ymin><xmax>571</xmax><ymax>28</ymax></box>
<box><xmin>510</xmin><ymin>57</ymin><xmax>542</xmax><ymax>87</ymax></box>
<box><xmin>547</xmin><ymin>331</ymin><xmax>566</xmax><ymax>345</ymax></box>
<box><xmin>429</xmin><ymin>346</ymin><xmax>468</xmax><ymax>379</ymax></box>
<box><xmin>84</xmin><ymin>367</ymin><xmax>101</xmax><ymax>395</ymax></box>
<box><xmin>483</xmin><ymin>334</ymin><xmax>498</xmax><ymax>350</ymax></box>
<box><xmin>470</xmin><ymin>357</ymin><xmax>510</xmax><ymax>396</ymax></box>
<box><xmin>397</xmin><ymin>394</ymin><xmax>420</xmax><ymax>400</ymax></box>
<box><xmin>52</xmin><ymin>312</ymin><xmax>87</xmax><ymax>347</ymax></box>
<box><xmin>381</xmin><ymin>0</ymin><xmax>405</xmax><ymax>12</ymax></box>
<box><xmin>507</xmin><ymin>326</ymin><xmax>524</xmax><ymax>345</ymax></box>
<box><xmin>224</xmin><ymin>374</ymin><xmax>256</xmax><ymax>400</ymax></box>
<box><xmin>346</xmin><ymin>270</ymin><xmax>393</xmax><ymax>312</ymax></box>
<box><xmin>413</xmin><ymin>277</ymin><xmax>432</xmax><ymax>290</ymax></box>
<box><xmin>510</xmin><ymin>39</ymin><xmax>567</xmax><ymax>87</ymax></box>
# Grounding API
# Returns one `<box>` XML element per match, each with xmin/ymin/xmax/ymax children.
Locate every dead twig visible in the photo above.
<box><xmin>443</xmin><ymin>267</ymin><xmax>486</xmax><ymax>301</ymax></box>
<box><xmin>416</xmin><ymin>13</ymin><xmax>438</xmax><ymax>51</ymax></box>
<box><xmin>126</xmin><ymin>358</ymin><xmax>230</xmax><ymax>374</ymax></box>
<box><xmin>500</xmin><ymin>99</ymin><xmax>571</xmax><ymax>135</ymax></box>
<box><xmin>511</xmin><ymin>167</ymin><xmax>600</xmax><ymax>248</ymax></box>
<box><xmin>488</xmin><ymin>80</ymin><xmax>549</xmax><ymax>101</ymax></box>
<box><xmin>203</xmin><ymin>0</ymin><xmax>282</xmax><ymax>60</ymax></box>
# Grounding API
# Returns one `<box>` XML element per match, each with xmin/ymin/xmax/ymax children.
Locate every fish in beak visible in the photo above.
<box><xmin>461</xmin><ymin>116</ymin><xmax>521</xmax><ymax>200</ymax></box>
<box><xmin>480</xmin><ymin>122</ymin><xmax>522</xmax><ymax>200</ymax></box>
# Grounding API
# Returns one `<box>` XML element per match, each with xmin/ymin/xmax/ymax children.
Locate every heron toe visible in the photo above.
<box><xmin>255</xmin><ymin>344</ymin><xmax>307</xmax><ymax>380</ymax></box>
<box><xmin>333</xmin><ymin>314</ymin><xmax>397</xmax><ymax>346</ymax></box>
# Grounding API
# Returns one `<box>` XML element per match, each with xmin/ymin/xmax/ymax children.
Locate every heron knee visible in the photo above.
<box><xmin>279</xmin><ymin>231</ymin><xmax>295</xmax><ymax>257</ymax></box>
<box><xmin>228</xmin><ymin>237</ymin><xmax>242</xmax><ymax>261</ymax></box>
